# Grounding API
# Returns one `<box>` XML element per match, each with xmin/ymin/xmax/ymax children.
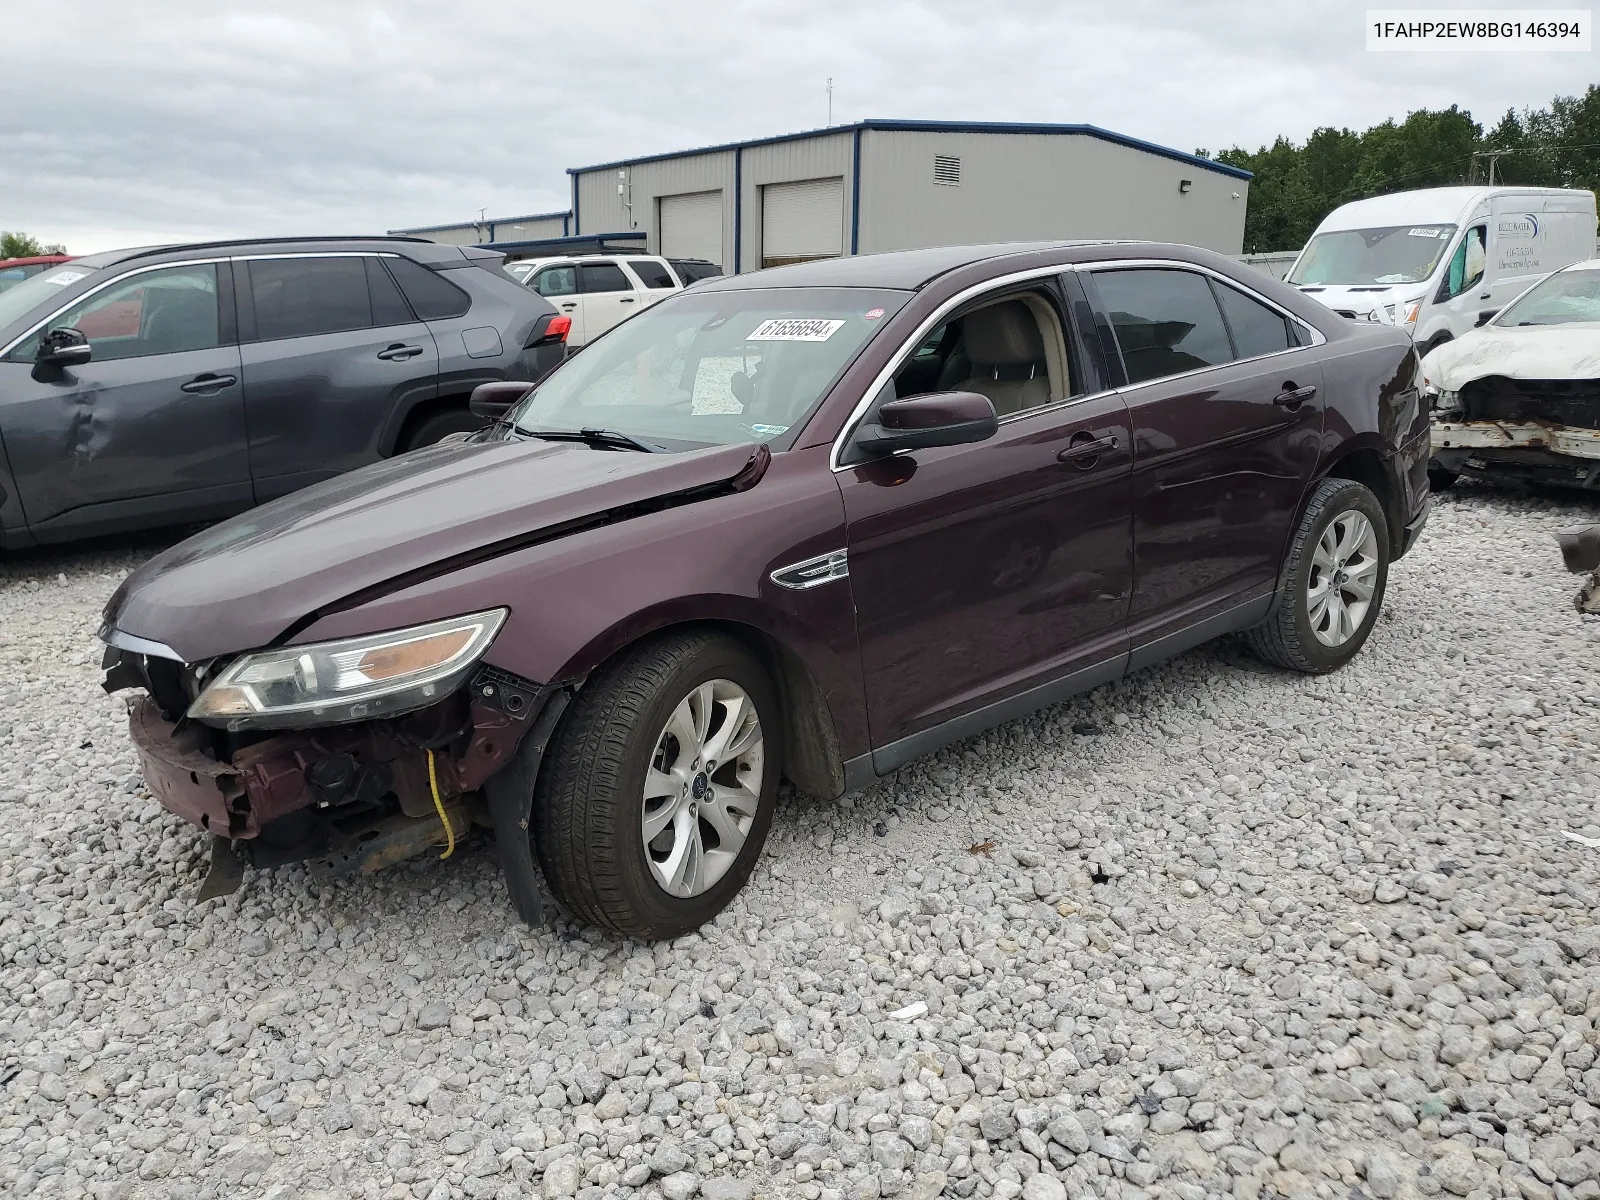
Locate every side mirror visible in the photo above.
<box><xmin>852</xmin><ymin>391</ymin><xmax>999</xmax><ymax>457</ymax></box>
<box><xmin>1475</xmin><ymin>308</ymin><xmax>1500</xmax><ymax>327</ymax></box>
<box><xmin>469</xmin><ymin>380</ymin><xmax>534</xmax><ymax>420</ymax></box>
<box><xmin>37</xmin><ymin>327</ymin><xmax>91</xmax><ymax>369</ymax></box>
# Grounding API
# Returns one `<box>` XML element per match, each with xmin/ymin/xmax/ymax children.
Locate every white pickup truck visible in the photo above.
<box><xmin>507</xmin><ymin>255</ymin><xmax>720</xmax><ymax>347</ymax></box>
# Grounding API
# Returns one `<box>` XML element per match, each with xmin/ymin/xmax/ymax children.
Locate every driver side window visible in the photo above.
<box><xmin>9</xmin><ymin>264</ymin><xmax>221</xmax><ymax>363</ymax></box>
<box><xmin>889</xmin><ymin>290</ymin><xmax>1072</xmax><ymax>418</ymax></box>
<box><xmin>533</xmin><ymin>266</ymin><xmax>577</xmax><ymax>298</ymax></box>
<box><xmin>1442</xmin><ymin>225</ymin><xmax>1487</xmax><ymax>300</ymax></box>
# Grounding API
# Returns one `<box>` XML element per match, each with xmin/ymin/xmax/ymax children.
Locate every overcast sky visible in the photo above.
<box><xmin>3</xmin><ymin>0</ymin><xmax>1594</xmax><ymax>252</ymax></box>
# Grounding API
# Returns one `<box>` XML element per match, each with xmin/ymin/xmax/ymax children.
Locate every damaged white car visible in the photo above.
<box><xmin>1424</xmin><ymin>260</ymin><xmax>1600</xmax><ymax>491</ymax></box>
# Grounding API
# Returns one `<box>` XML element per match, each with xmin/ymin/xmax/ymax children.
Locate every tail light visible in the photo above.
<box><xmin>527</xmin><ymin>314</ymin><xmax>571</xmax><ymax>347</ymax></box>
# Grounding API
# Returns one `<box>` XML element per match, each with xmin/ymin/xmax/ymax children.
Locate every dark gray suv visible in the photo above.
<box><xmin>0</xmin><ymin>237</ymin><xmax>565</xmax><ymax>547</ymax></box>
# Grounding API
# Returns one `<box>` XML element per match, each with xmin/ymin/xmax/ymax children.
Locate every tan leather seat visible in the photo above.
<box><xmin>952</xmin><ymin>301</ymin><xmax>1051</xmax><ymax>416</ymax></box>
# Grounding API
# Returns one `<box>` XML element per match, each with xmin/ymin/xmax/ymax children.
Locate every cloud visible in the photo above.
<box><xmin>2</xmin><ymin>0</ymin><xmax>1592</xmax><ymax>252</ymax></box>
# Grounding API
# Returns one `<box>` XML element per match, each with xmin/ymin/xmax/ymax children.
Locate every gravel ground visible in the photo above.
<box><xmin>4</xmin><ymin>486</ymin><xmax>1600</xmax><ymax>1200</ymax></box>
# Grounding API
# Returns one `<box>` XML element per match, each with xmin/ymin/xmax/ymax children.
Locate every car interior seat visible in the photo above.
<box><xmin>141</xmin><ymin>287</ymin><xmax>218</xmax><ymax>355</ymax></box>
<box><xmin>949</xmin><ymin>300</ymin><xmax>1051</xmax><ymax>416</ymax></box>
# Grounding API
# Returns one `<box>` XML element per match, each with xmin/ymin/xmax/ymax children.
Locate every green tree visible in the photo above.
<box><xmin>1</xmin><ymin>232</ymin><xmax>67</xmax><ymax>258</ymax></box>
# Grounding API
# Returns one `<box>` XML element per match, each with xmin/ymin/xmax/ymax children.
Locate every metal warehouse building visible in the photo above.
<box><xmin>394</xmin><ymin>119</ymin><xmax>1252</xmax><ymax>270</ymax></box>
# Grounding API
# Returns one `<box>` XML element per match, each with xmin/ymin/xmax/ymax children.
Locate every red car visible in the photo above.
<box><xmin>0</xmin><ymin>253</ymin><xmax>73</xmax><ymax>295</ymax></box>
<box><xmin>101</xmin><ymin>240</ymin><xmax>1431</xmax><ymax>939</ymax></box>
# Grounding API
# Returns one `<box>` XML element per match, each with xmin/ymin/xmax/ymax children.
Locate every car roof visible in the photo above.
<box><xmin>693</xmin><ymin>241</ymin><xmax>1133</xmax><ymax>292</ymax></box>
<box><xmin>67</xmin><ymin>236</ymin><xmax>475</xmax><ymax>270</ymax></box>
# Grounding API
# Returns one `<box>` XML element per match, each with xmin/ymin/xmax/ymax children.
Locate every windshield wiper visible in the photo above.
<box><xmin>519</xmin><ymin>427</ymin><xmax>663</xmax><ymax>453</ymax></box>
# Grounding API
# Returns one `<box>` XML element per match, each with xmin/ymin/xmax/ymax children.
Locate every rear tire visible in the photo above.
<box><xmin>534</xmin><ymin>632</ymin><xmax>780</xmax><ymax>939</ymax></box>
<box><xmin>1244</xmin><ymin>478</ymin><xmax>1390</xmax><ymax>674</ymax></box>
<box><xmin>402</xmin><ymin>408</ymin><xmax>482</xmax><ymax>450</ymax></box>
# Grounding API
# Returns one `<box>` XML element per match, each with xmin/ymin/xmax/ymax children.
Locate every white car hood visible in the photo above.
<box><xmin>1295</xmin><ymin>284</ymin><xmax>1425</xmax><ymax>324</ymax></box>
<box><xmin>1422</xmin><ymin>323</ymin><xmax>1600</xmax><ymax>390</ymax></box>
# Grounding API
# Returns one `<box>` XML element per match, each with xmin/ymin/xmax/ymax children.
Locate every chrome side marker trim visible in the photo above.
<box><xmin>770</xmin><ymin>549</ymin><xmax>849</xmax><ymax>590</ymax></box>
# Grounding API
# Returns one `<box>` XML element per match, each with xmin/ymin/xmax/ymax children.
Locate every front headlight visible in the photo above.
<box><xmin>187</xmin><ymin>609</ymin><xmax>507</xmax><ymax>730</ymax></box>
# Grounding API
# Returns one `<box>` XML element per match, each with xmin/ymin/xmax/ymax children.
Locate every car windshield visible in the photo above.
<box><xmin>1495</xmin><ymin>268</ymin><xmax>1600</xmax><ymax>327</ymax></box>
<box><xmin>504</xmin><ymin>262</ymin><xmax>537</xmax><ymax>281</ymax></box>
<box><xmin>1288</xmin><ymin>224</ymin><xmax>1457</xmax><ymax>286</ymax></box>
<box><xmin>507</xmin><ymin>286</ymin><xmax>909</xmax><ymax>450</ymax></box>
<box><xmin>0</xmin><ymin>263</ymin><xmax>97</xmax><ymax>332</ymax></box>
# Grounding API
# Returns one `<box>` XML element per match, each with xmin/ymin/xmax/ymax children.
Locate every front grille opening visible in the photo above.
<box><xmin>1461</xmin><ymin>377</ymin><xmax>1600</xmax><ymax>430</ymax></box>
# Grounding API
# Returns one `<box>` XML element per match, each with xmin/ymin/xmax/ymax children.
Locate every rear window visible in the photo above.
<box><xmin>248</xmin><ymin>257</ymin><xmax>373</xmax><ymax>340</ymax></box>
<box><xmin>580</xmin><ymin>263</ymin><xmax>631</xmax><ymax>294</ymax></box>
<box><xmin>386</xmin><ymin>255</ymin><xmax>472</xmax><ymax>320</ymax></box>
<box><xmin>629</xmin><ymin>259</ymin><xmax>677</xmax><ymax>289</ymax></box>
<box><xmin>671</xmin><ymin>260</ymin><xmax>722</xmax><ymax>284</ymax></box>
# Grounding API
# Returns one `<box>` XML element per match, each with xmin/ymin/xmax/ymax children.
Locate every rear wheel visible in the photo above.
<box><xmin>535</xmin><ymin>632</ymin><xmax>779</xmax><ymax>939</ymax></box>
<box><xmin>402</xmin><ymin>408</ymin><xmax>481</xmax><ymax>450</ymax></box>
<box><xmin>1245</xmin><ymin>478</ymin><xmax>1390</xmax><ymax>674</ymax></box>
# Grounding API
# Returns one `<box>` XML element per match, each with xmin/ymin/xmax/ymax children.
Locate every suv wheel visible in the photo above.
<box><xmin>535</xmin><ymin>632</ymin><xmax>779</xmax><ymax>939</ymax></box>
<box><xmin>1244</xmin><ymin>478</ymin><xmax>1390</xmax><ymax>674</ymax></box>
<box><xmin>403</xmin><ymin>408</ymin><xmax>481</xmax><ymax>450</ymax></box>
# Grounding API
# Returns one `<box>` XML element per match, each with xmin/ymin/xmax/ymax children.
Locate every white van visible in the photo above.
<box><xmin>1285</xmin><ymin>186</ymin><xmax>1597</xmax><ymax>352</ymax></box>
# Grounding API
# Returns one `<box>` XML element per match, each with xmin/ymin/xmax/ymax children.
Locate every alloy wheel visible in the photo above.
<box><xmin>1307</xmin><ymin>510</ymin><xmax>1380</xmax><ymax>647</ymax></box>
<box><xmin>641</xmin><ymin>679</ymin><xmax>765</xmax><ymax>897</ymax></box>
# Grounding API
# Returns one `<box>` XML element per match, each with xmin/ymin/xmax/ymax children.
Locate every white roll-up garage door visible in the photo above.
<box><xmin>762</xmin><ymin>177</ymin><xmax>844</xmax><ymax>268</ymax></box>
<box><xmin>658</xmin><ymin>191</ymin><xmax>724</xmax><ymax>269</ymax></box>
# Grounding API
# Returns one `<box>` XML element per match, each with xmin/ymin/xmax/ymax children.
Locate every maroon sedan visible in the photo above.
<box><xmin>101</xmin><ymin>241</ymin><xmax>1431</xmax><ymax>939</ymax></box>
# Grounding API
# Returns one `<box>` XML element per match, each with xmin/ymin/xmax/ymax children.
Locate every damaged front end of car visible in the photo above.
<box><xmin>1430</xmin><ymin>376</ymin><xmax>1600</xmax><ymax>489</ymax></box>
<box><xmin>100</xmin><ymin>611</ymin><xmax>562</xmax><ymax>916</ymax></box>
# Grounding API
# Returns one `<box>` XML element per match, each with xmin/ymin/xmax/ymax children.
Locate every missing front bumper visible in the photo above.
<box><xmin>1432</xmin><ymin>422</ymin><xmax>1600</xmax><ymax>489</ymax></box>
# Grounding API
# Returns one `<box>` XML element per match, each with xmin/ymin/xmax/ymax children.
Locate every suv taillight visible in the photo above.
<box><xmin>527</xmin><ymin>314</ymin><xmax>571</xmax><ymax>347</ymax></box>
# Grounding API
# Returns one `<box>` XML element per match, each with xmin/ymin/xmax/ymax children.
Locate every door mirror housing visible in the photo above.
<box><xmin>469</xmin><ymin>380</ymin><xmax>534</xmax><ymax>420</ymax></box>
<box><xmin>852</xmin><ymin>391</ymin><xmax>999</xmax><ymax>457</ymax></box>
<box><xmin>37</xmin><ymin>327</ymin><xmax>91</xmax><ymax>369</ymax></box>
<box><xmin>1475</xmin><ymin>308</ymin><xmax>1500</xmax><ymax>327</ymax></box>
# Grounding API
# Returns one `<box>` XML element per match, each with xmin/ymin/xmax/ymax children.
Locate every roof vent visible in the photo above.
<box><xmin>933</xmin><ymin>155</ymin><xmax>961</xmax><ymax>186</ymax></box>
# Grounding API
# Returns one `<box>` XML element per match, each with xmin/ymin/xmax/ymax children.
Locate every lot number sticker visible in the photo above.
<box><xmin>42</xmin><ymin>269</ymin><xmax>89</xmax><ymax>287</ymax></box>
<box><xmin>747</xmin><ymin>318</ymin><xmax>845</xmax><ymax>342</ymax></box>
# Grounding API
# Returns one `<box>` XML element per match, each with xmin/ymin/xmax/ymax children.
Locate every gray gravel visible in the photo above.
<box><xmin>4</xmin><ymin>487</ymin><xmax>1600</xmax><ymax>1200</ymax></box>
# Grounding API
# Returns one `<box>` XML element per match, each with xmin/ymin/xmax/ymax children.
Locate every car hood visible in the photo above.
<box><xmin>105</xmin><ymin>436</ymin><xmax>766</xmax><ymax>663</ymax></box>
<box><xmin>1294</xmin><ymin>283</ymin><xmax>1427</xmax><ymax>324</ymax></box>
<box><xmin>1421</xmin><ymin>323</ymin><xmax>1600</xmax><ymax>391</ymax></box>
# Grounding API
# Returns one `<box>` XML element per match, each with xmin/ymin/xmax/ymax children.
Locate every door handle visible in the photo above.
<box><xmin>377</xmin><ymin>344</ymin><xmax>424</xmax><ymax>361</ymax></box>
<box><xmin>619</xmin><ymin>297</ymin><xmax>635</xmax><ymax>304</ymax></box>
<box><xmin>1274</xmin><ymin>383</ymin><xmax>1317</xmax><ymax>409</ymax></box>
<box><xmin>1057</xmin><ymin>432</ymin><xmax>1119</xmax><ymax>467</ymax></box>
<box><xmin>180</xmin><ymin>373</ymin><xmax>237</xmax><ymax>393</ymax></box>
<box><xmin>560</xmin><ymin>302</ymin><xmax>577</xmax><ymax>310</ymax></box>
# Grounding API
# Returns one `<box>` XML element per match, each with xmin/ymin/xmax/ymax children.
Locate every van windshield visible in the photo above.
<box><xmin>507</xmin><ymin>286</ymin><xmax>909</xmax><ymax>450</ymax></box>
<box><xmin>1495</xmin><ymin>268</ymin><xmax>1600</xmax><ymax>327</ymax></box>
<box><xmin>1288</xmin><ymin>224</ymin><xmax>1457</xmax><ymax>286</ymax></box>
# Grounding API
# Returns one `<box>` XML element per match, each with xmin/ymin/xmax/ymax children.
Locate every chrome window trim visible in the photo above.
<box><xmin>828</xmin><ymin>259</ymin><xmax>1327</xmax><ymax>471</ymax></box>
<box><xmin>228</xmin><ymin>251</ymin><xmax>401</xmax><ymax>262</ymax></box>
<box><xmin>0</xmin><ymin>257</ymin><xmax>230</xmax><ymax>360</ymax></box>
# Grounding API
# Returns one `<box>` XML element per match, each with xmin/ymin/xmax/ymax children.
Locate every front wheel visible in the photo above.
<box><xmin>534</xmin><ymin>632</ymin><xmax>780</xmax><ymax>939</ymax></box>
<box><xmin>1244</xmin><ymin>478</ymin><xmax>1390</xmax><ymax>674</ymax></box>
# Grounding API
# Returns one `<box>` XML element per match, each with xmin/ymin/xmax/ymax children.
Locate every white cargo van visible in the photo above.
<box><xmin>1285</xmin><ymin>186</ymin><xmax>1597</xmax><ymax>352</ymax></box>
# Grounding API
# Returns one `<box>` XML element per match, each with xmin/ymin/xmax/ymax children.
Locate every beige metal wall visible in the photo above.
<box><xmin>391</xmin><ymin>224</ymin><xmax>484</xmax><ymax>245</ymax></box>
<box><xmin>575</xmin><ymin>150</ymin><xmax>737</xmax><ymax>268</ymax></box>
<box><xmin>859</xmin><ymin>130</ymin><xmax>1248</xmax><ymax>255</ymax></box>
<box><xmin>491</xmin><ymin>214</ymin><xmax>567</xmax><ymax>242</ymax></box>
<box><xmin>741</xmin><ymin>131</ymin><xmax>855</xmax><ymax>271</ymax></box>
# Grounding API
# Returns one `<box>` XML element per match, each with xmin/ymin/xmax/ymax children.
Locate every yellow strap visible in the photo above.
<box><xmin>426</xmin><ymin>749</ymin><xmax>455</xmax><ymax>860</ymax></box>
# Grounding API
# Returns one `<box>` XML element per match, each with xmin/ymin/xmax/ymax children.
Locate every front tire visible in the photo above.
<box><xmin>1244</xmin><ymin>478</ymin><xmax>1390</xmax><ymax>674</ymax></box>
<box><xmin>535</xmin><ymin>632</ymin><xmax>780</xmax><ymax>939</ymax></box>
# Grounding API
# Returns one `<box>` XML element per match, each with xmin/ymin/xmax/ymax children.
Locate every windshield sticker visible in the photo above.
<box><xmin>747</xmin><ymin>318</ymin><xmax>846</xmax><ymax>342</ymax></box>
<box><xmin>747</xmin><ymin>423</ymin><xmax>790</xmax><ymax>438</ymax></box>
<box><xmin>1408</xmin><ymin>227</ymin><xmax>1448</xmax><ymax>238</ymax></box>
<box><xmin>863</xmin><ymin>307</ymin><xmax>886</xmax><ymax>320</ymax></box>
<box><xmin>42</xmin><ymin>269</ymin><xmax>88</xmax><ymax>287</ymax></box>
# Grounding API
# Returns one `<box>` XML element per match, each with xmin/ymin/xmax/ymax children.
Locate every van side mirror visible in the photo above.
<box><xmin>1475</xmin><ymin>309</ymin><xmax>1500</xmax><ymax>328</ymax></box>
<box><xmin>851</xmin><ymin>391</ymin><xmax>999</xmax><ymax>457</ymax></box>
<box><xmin>469</xmin><ymin>380</ymin><xmax>534</xmax><ymax>420</ymax></box>
<box><xmin>37</xmin><ymin>327</ymin><xmax>91</xmax><ymax>369</ymax></box>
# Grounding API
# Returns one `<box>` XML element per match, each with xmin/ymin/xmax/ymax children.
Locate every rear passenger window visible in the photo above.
<box><xmin>248</xmin><ymin>257</ymin><xmax>372</xmax><ymax>340</ymax></box>
<box><xmin>385</xmin><ymin>256</ymin><xmax>472</xmax><ymax>320</ymax></box>
<box><xmin>1092</xmin><ymin>269</ymin><xmax>1233</xmax><ymax>385</ymax></box>
<box><xmin>629</xmin><ymin>260</ymin><xmax>677</xmax><ymax>289</ymax></box>
<box><xmin>580</xmin><ymin>263</ymin><xmax>631</xmax><ymax>294</ymax></box>
<box><xmin>1211</xmin><ymin>280</ymin><xmax>1292</xmax><ymax>359</ymax></box>
<box><xmin>366</xmin><ymin>258</ymin><xmax>414</xmax><ymax>326</ymax></box>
